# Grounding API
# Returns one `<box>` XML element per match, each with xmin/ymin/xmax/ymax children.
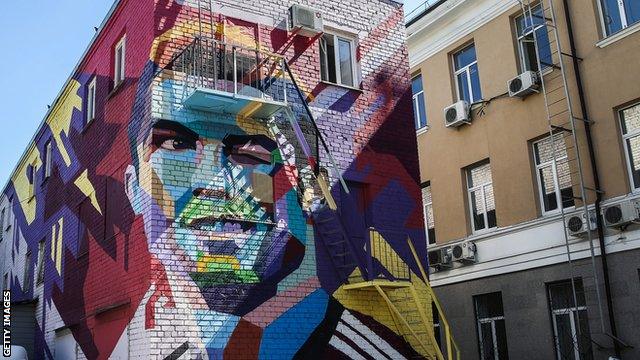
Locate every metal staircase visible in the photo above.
<box><xmin>518</xmin><ymin>0</ymin><xmax>617</xmax><ymax>356</ymax></box>
<box><xmin>156</xmin><ymin>21</ymin><xmax>458</xmax><ymax>357</ymax></box>
<box><xmin>342</xmin><ymin>231</ymin><xmax>460</xmax><ymax>360</ymax></box>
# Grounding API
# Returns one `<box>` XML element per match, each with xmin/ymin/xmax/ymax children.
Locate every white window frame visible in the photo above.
<box><xmin>413</xmin><ymin>74</ymin><xmax>427</xmax><ymax>130</ymax></box>
<box><xmin>114</xmin><ymin>36</ymin><xmax>126</xmax><ymax>87</ymax></box>
<box><xmin>422</xmin><ymin>184</ymin><xmax>435</xmax><ymax>245</ymax></box>
<box><xmin>44</xmin><ymin>140</ymin><xmax>53</xmax><ymax>180</ymax></box>
<box><xmin>320</xmin><ymin>31</ymin><xmax>359</xmax><ymax>88</ymax></box>
<box><xmin>36</xmin><ymin>239</ymin><xmax>45</xmax><ymax>285</ymax></box>
<box><xmin>515</xmin><ymin>4</ymin><xmax>550</xmax><ymax>73</ymax></box>
<box><xmin>453</xmin><ymin>44</ymin><xmax>480</xmax><ymax>103</ymax></box>
<box><xmin>86</xmin><ymin>77</ymin><xmax>97</xmax><ymax>123</ymax></box>
<box><xmin>550</xmin><ymin>305</ymin><xmax>589</xmax><ymax>360</ymax></box>
<box><xmin>474</xmin><ymin>292</ymin><xmax>507</xmax><ymax>360</ymax></box>
<box><xmin>533</xmin><ymin>135</ymin><xmax>574</xmax><ymax>215</ymax></box>
<box><xmin>477</xmin><ymin>316</ymin><xmax>506</xmax><ymax>360</ymax></box>
<box><xmin>620</xmin><ymin>103</ymin><xmax>640</xmax><ymax>191</ymax></box>
<box><xmin>467</xmin><ymin>163</ymin><xmax>496</xmax><ymax>234</ymax></box>
<box><xmin>598</xmin><ymin>0</ymin><xmax>634</xmax><ymax>36</ymax></box>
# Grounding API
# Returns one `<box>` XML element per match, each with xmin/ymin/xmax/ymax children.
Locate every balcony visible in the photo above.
<box><xmin>165</xmin><ymin>37</ymin><xmax>288</xmax><ymax>119</ymax></box>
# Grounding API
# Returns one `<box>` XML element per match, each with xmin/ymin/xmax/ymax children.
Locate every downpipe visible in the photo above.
<box><xmin>561</xmin><ymin>0</ymin><xmax>621</xmax><ymax>357</ymax></box>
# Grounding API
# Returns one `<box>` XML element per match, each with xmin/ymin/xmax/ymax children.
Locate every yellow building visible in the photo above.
<box><xmin>407</xmin><ymin>0</ymin><xmax>640</xmax><ymax>359</ymax></box>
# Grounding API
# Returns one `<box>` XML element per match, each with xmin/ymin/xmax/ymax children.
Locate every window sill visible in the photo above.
<box><xmin>107</xmin><ymin>80</ymin><xmax>125</xmax><ymax>99</ymax></box>
<box><xmin>596</xmin><ymin>22</ymin><xmax>640</xmax><ymax>48</ymax></box>
<box><xmin>320</xmin><ymin>80</ymin><xmax>363</xmax><ymax>93</ymax></box>
<box><xmin>540</xmin><ymin>206</ymin><xmax>576</xmax><ymax>218</ymax></box>
<box><xmin>416</xmin><ymin>126</ymin><xmax>430</xmax><ymax>136</ymax></box>
<box><xmin>470</xmin><ymin>226</ymin><xmax>498</xmax><ymax>237</ymax></box>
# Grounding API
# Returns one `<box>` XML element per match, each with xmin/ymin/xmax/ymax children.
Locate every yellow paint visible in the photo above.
<box><xmin>197</xmin><ymin>255</ymin><xmax>240</xmax><ymax>272</ymax></box>
<box><xmin>12</xmin><ymin>148</ymin><xmax>41</xmax><ymax>225</ymax></box>
<box><xmin>332</xmin><ymin>231</ymin><xmax>439</xmax><ymax>359</ymax></box>
<box><xmin>46</xmin><ymin>80</ymin><xmax>82</xmax><ymax>167</ymax></box>
<box><xmin>150</xmin><ymin>20</ymin><xmax>217</xmax><ymax>63</ymax></box>
<box><xmin>73</xmin><ymin>169</ymin><xmax>102</xmax><ymax>215</ymax></box>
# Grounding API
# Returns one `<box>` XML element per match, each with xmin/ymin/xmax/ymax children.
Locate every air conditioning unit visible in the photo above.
<box><xmin>451</xmin><ymin>241</ymin><xmax>476</xmax><ymax>263</ymax></box>
<box><xmin>289</xmin><ymin>5</ymin><xmax>324</xmax><ymax>37</ymax></box>
<box><xmin>602</xmin><ymin>201</ymin><xmax>640</xmax><ymax>229</ymax></box>
<box><xmin>428</xmin><ymin>248</ymin><xmax>452</xmax><ymax>271</ymax></box>
<box><xmin>566</xmin><ymin>210</ymin><xmax>598</xmax><ymax>237</ymax></box>
<box><xmin>508</xmin><ymin>71</ymin><xmax>539</xmax><ymax>98</ymax></box>
<box><xmin>444</xmin><ymin>100</ymin><xmax>470</xmax><ymax>128</ymax></box>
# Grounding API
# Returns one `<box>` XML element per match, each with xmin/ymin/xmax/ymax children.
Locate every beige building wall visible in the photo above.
<box><xmin>410</xmin><ymin>0</ymin><xmax>640</xmax><ymax>244</ymax></box>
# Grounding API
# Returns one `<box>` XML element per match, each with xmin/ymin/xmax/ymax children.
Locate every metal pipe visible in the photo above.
<box><xmin>561</xmin><ymin>0</ymin><xmax>621</xmax><ymax>356</ymax></box>
<box><xmin>233</xmin><ymin>47</ymin><xmax>238</xmax><ymax>95</ymax></box>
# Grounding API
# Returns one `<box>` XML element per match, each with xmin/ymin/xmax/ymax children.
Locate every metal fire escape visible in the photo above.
<box><xmin>154</xmin><ymin>2</ymin><xmax>460</xmax><ymax>358</ymax></box>
<box><xmin>518</xmin><ymin>0</ymin><xmax>625</xmax><ymax>357</ymax></box>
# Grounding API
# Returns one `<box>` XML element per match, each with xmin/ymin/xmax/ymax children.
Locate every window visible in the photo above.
<box><xmin>547</xmin><ymin>279</ymin><xmax>593</xmax><ymax>360</ymax></box>
<box><xmin>28</xmin><ymin>163</ymin><xmax>36</xmax><ymax>199</ymax></box>
<box><xmin>467</xmin><ymin>162</ymin><xmax>497</xmax><ymax>233</ymax></box>
<box><xmin>36</xmin><ymin>239</ymin><xmax>45</xmax><ymax>285</ymax></box>
<box><xmin>5</xmin><ymin>198</ymin><xmax>12</xmax><ymax>230</ymax></box>
<box><xmin>533</xmin><ymin>134</ymin><xmax>575</xmax><ymax>213</ymax></box>
<box><xmin>86</xmin><ymin>77</ymin><xmax>97</xmax><ymax>123</ymax></box>
<box><xmin>44</xmin><ymin>140</ymin><xmax>52</xmax><ymax>180</ymax></box>
<box><xmin>620</xmin><ymin>103</ymin><xmax>640</xmax><ymax>189</ymax></box>
<box><xmin>600</xmin><ymin>0</ymin><xmax>640</xmax><ymax>35</ymax></box>
<box><xmin>413</xmin><ymin>75</ymin><xmax>428</xmax><ymax>130</ymax></box>
<box><xmin>114</xmin><ymin>36</ymin><xmax>126</xmax><ymax>86</ymax></box>
<box><xmin>320</xmin><ymin>32</ymin><xmax>357</xmax><ymax>87</ymax></box>
<box><xmin>453</xmin><ymin>44</ymin><xmax>482</xmax><ymax>103</ymax></box>
<box><xmin>422</xmin><ymin>183</ymin><xmax>436</xmax><ymax>244</ymax></box>
<box><xmin>23</xmin><ymin>251</ymin><xmax>32</xmax><ymax>291</ymax></box>
<box><xmin>515</xmin><ymin>4</ymin><xmax>553</xmax><ymax>72</ymax></box>
<box><xmin>474</xmin><ymin>292</ymin><xmax>509</xmax><ymax>360</ymax></box>
<box><xmin>0</xmin><ymin>208</ymin><xmax>4</xmax><ymax>240</ymax></box>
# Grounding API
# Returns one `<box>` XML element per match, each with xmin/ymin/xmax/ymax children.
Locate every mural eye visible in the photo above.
<box><xmin>159</xmin><ymin>137</ymin><xmax>196</xmax><ymax>151</ymax></box>
<box><xmin>223</xmin><ymin>135</ymin><xmax>278</xmax><ymax>166</ymax></box>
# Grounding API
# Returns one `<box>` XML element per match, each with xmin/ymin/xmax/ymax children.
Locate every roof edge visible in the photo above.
<box><xmin>1</xmin><ymin>0</ymin><xmax>124</xmax><ymax>197</ymax></box>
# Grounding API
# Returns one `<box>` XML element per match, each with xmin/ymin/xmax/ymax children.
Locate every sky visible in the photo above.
<box><xmin>0</xmin><ymin>0</ymin><xmax>427</xmax><ymax>189</ymax></box>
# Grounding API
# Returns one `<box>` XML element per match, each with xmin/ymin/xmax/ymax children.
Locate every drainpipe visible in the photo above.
<box><xmin>561</xmin><ymin>0</ymin><xmax>621</xmax><ymax>357</ymax></box>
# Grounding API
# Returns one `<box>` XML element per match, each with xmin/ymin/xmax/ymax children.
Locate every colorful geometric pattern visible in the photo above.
<box><xmin>1</xmin><ymin>0</ymin><xmax>430</xmax><ymax>358</ymax></box>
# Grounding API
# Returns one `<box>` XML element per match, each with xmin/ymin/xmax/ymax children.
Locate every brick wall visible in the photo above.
<box><xmin>1</xmin><ymin>0</ymin><xmax>431</xmax><ymax>358</ymax></box>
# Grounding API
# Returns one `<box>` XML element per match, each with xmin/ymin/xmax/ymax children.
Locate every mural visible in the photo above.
<box><xmin>1</xmin><ymin>0</ymin><xmax>433</xmax><ymax>359</ymax></box>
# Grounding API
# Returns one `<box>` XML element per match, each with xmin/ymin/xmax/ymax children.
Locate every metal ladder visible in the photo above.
<box><xmin>519</xmin><ymin>0</ymin><xmax>608</xmax><ymax>354</ymax></box>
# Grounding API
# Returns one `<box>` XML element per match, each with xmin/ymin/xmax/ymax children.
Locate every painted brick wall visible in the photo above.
<box><xmin>1</xmin><ymin>0</ymin><xmax>432</xmax><ymax>358</ymax></box>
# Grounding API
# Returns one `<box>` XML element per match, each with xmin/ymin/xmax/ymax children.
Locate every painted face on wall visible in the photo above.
<box><xmin>128</xmin><ymin>106</ymin><xmax>309</xmax><ymax>316</ymax></box>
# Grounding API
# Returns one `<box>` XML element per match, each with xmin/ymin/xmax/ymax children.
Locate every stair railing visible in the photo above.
<box><xmin>407</xmin><ymin>238</ymin><xmax>460</xmax><ymax>360</ymax></box>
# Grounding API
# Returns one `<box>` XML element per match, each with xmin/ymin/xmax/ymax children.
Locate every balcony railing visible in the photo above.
<box><xmin>165</xmin><ymin>36</ymin><xmax>288</xmax><ymax>119</ymax></box>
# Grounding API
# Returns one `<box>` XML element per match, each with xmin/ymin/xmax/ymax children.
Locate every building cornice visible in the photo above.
<box><xmin>407</xmin><ymin>0</ymin><xmax>518</xmax><ymax>68</ymax></box>
<box><xmin>429</xmin><ymin>193</ymin><xmax>640</xmax><ymax>287</ymax></box>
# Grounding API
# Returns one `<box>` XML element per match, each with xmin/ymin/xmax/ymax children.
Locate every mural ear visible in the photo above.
<box><xmin>125</xmin><ymin>165</ymin><xmax>142</xmax><ymax>215</ymax></box>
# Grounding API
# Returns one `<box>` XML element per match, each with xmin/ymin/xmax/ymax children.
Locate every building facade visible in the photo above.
<box><xmin>0</xmin><ymin>0</ymin><xmax>444</xmax><ymax>359</ymax></box>
<box><xmin>408</xmin><ymin>0</ymin><xmax>640</xmax><ymax>359</ymax></box>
